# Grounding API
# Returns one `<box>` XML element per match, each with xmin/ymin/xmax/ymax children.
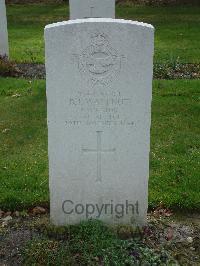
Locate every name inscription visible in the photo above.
<box><xmin>65</xmin><ymin>90</ymin><xmax>134</xmax><ymax>127</ymax></box>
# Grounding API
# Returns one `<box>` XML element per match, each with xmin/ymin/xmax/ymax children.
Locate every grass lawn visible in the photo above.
<box><xmin>7</xmin><ymin>4</ymin><xmax>200</xmax><ymax>64</ymax></box>
<box><xmin>0</xmin><ymin>77</ymin><xmax>199</xmax><ymax>211</ymax></box>
<box><xmin>2</xmin><ymin>217</ymin><xmax>183</xmax><ymax>265</ymax></box>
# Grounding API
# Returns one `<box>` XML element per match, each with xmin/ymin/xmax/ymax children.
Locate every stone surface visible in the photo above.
<box><xmin>187</xmin><ymin>237</ymin><xmax>193</xmax><ymax>243</ymax></box>
<box><xmin>69</xmin><ymin>0</ymin><xmax>115</xmax><ymax>19</ymax></box>
<box><xmin>0</xmin><ymin>210</ymin><xmax>5</xmax><ymax>218</ymax></box>
<box><xmin>2</xmin><ymin>215</ymin><xmax>12</xmax><ymax>222</ymax></box>
<box><xmin>0</xmin><ymin>0</ymin><xmax>9</xmax><ymax>56</ymax></box>
<box><xmin>45</xmin><ymin>18</ymin><xmax>154</xmax><ymax>226</ymax></box>
<box><xmin>32</xmin><ymin>206</ymin><xmax>47</xmax><ymax>215</ymax></box>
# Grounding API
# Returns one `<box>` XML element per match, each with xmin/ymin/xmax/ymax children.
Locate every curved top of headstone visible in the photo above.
<box><xmin>45</xmin><ymin>18</ymin><xmax>154</xmax><ymax>31</ymax></box>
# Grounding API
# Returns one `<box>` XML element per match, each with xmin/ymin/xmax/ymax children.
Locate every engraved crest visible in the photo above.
<box><xmin>78</xmin><ymin>33</ymin><xmax>121</xmax><ymax>86</ymax></box>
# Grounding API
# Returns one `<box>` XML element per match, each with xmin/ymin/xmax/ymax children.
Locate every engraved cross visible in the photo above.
<box><xmin>90</xmin><ymin>0</ymin><xmax>95</xmax><ymax>17</ymax></box>
<box><xmin>90</xmin><ymin>6</ymin><xmax>94</xmax><ymax>17</ymax></box>
<box><xmin>82</xmin><ymin>131</ymin><xmax>116</xmax><ymax>182</ymax></box>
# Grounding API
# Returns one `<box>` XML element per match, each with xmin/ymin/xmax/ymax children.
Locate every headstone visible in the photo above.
<box><xmin>0</xmin><ymin>0</ymin><xmax>9</xmax><ymax>57</ymax></box>
<box><xmin>69</xmin><ymin>0</ymin><xmax>115</xmax><ymax>19</ymax></box>
<box><xmin>45</xmin><ymin>18</ymin><xmax>154</xmax><ymax>226</ymax></box>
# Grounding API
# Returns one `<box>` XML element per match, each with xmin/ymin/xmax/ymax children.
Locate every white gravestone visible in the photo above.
<box><xmin>45</xmin><ymin>18</ymin><xmax>154</xmax><ymax>226</ymax></box>
<box><xmin>0</xmin><ymin>0</ymin><xmax>9</xmax><ymax>57</ymax></box>
<box><xmin>69</xmin><ymin>0</ymin><xmax>115</xmax><ymax>19</ymax></box>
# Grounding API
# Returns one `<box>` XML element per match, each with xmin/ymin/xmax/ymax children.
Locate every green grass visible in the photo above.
<box><xmin>0</xmin><ymin>78</ymin><xmax>48</xmax><ymax>209</ymax></box>
<box><xmin>150</xmin><ymin>80</ymin><xmax>200</xmax><ymax>209</ymax></box>
<box><xmin>0</xmin><ymin>77</ymin><xmax>199</xmax><ymax>211</ymax></box>
<box><xmin>6</xmin><ymin>4</ymin><xmax>200</xmax><ymax>63</ymax></box>
<box><xmin>21</xmin><ymin>219</ymin><xmax>173</xmax><ymax>265</ymax></box>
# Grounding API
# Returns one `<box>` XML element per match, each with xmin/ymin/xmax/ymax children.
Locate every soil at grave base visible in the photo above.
<box><xmin>1</xmin><ymin>62</ymin><xmax>199</xmax><ymax>80</ymax></box>
<box><xmin>0</xmin><ymin>212</ymin><xmax>199</xmax><ymax>265</ymax></box>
